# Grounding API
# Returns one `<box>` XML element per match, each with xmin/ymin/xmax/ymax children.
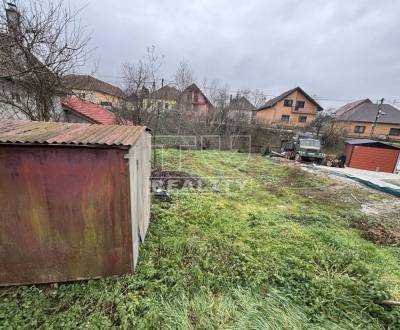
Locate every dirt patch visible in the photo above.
<box><xmin>151</xmin><ymin>169</ymin><xmax>203</xmax><ymax>191</ymax></box>
<box><xmin>355</xmin><ymin>200</ymin><xmax>400</xmax><ymax>246</ymax></box>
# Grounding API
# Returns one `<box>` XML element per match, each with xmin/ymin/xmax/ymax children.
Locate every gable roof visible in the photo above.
<box><xmin>152</xmin><ymin>85</ymin><xmax>180</xmax><ymax>101</ymax></box>
<box><xmin>257</xmin><ymin>87</ymin><xmax>323</xmax><ymax>112</ymax></box>
<box><xmin>183</xmin><ymin>83</ymin><xmax>213</xmax><ymax>107</ymax></box>
<box><xmin>336</xmin><ymin>102</ymin><xmax>400</xmax><ymax>125</ymax></box>
<box><xmin>229</xmin><ymin>96</ymin><xmax>256</xmax><ymax>111</ymax></box>
<box><xmin>334</xmin><ymin>99</ymin><xmax>372</xmax><ymax>117</ymax></box>
<box><xmin>64</xmin><ymin>75</ymin><xmax>126</xmax><ymax>99</ymax></box>
<box><xmin>62</xmin><ymin>96</ymin><xmax>118</xmax><ymax>125</ymax></box>
<box><xmin>0</xmin><ymin>119</ymin><xmax>146</xmax><ymax>147</ymax></box>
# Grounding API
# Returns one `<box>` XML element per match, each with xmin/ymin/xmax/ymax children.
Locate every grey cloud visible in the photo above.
<box><xmin>70</xmin><ymin>0</ymin><xmax>400</xmax><ymax>108</ymax></box>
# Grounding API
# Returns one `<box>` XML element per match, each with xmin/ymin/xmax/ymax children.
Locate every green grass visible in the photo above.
<box><xmin>1</xmin><ymin>150</ymin><xmax>400</xmax><ymax>329</ymax></box>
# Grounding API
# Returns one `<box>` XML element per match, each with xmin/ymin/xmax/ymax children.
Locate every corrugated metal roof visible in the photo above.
<box><xmin>0</xmin><ymin>119</ymin><xmax>146</xmax><ymax>147</ymax></box>
<box><xmin>346</xmin><ymin>139</ymin><xmax>400</xmax><ymax>150</ymax></box>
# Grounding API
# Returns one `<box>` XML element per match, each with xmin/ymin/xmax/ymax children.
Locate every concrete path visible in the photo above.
<box><xmin>318</xmin><ymin>166</ymin><xmax>400</xmax><ymax>197</ymax></box>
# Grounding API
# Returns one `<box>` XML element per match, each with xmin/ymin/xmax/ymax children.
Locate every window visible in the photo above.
<box><xmin>298</xmin><ymin>115</ymin><xmax>307</xmax><ymax>123</ymax></box>
<box><xmin>193</xmin><ymin>91</ymin><xmax>199</xmax><ymax>103</ymax></box>
<box><xmin>389</xmin><ymin>128</ymin><xmax>400</xmax><ymax>136</ymax></box>
<box><xmin>164</xmin><ymin>103</ymin><xmax>169</xmax><ymax>110</ymax></box>
<box><xmin>100</xmin><ymin>101</ymin><xmax>112</xmax><ymax>107</ymax></box>
<box><xmin>283</xmin><ymin>99</ymin><xmax>293</xmax><ymax>107</ymax></box>
<box><xmin>281</xmin><ymin>114</ymin><xmax>290</xmax><ymax>122</ymax></box>
<box><xmin>295</xmin><ymin>101</ymin><xmax>305</xmax><ymax>111</ymax></box>
<box><xmin>354</xmin><ymin>126</ymin><xmax>366</xmax><ymax>133</ymax></box>
<box><xmin>78</xmin><ymin>93</ymin><xmax>86</xmax><ymax>99</ymax></box>
<box><xmin>11</xmin><ymin>92</ymin><xmax>21</xmax><ymax>102</ymax></box>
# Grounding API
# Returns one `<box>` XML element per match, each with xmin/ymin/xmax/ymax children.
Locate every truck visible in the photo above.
<box><xmin>282</xmin><ymin>133</ymin><xmax>325</xmax><ymax>163</ymax></box>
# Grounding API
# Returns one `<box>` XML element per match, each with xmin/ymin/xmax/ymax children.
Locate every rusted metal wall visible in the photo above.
<box><xmin>0</xmin><ymin>145</ymin><xmax>133</xmax><ymax>285</ymax></box>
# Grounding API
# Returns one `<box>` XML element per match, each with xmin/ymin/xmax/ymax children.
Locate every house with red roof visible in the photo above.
<box><xmin>61</xmin><ymin>96</ymin><xmax>130</xmax><ymax>125</ymax></box>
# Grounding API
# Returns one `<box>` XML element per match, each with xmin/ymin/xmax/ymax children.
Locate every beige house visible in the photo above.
<box><xmin>64</xmin><ymin>75</ymin><xmax>130</xmax><ymax>110</ymax></box>
<box><xmin>334</xmin><ymin>99</ymin><xmax>400</xmax><ymax>142</ymax></box>
<box><xmin>255</xmin><ymin>87</ymin><xmax>323</xmax><ymax>127</ymax></box>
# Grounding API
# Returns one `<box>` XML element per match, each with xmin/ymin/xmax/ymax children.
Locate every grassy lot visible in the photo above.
<box><xmin>1</xmin><ymin>150</ymin><xmax>400</xmax><ymax>329</ymax></box>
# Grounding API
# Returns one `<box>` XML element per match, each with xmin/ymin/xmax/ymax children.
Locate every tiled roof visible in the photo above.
<box><xmin>152</xmin><ymin>85</ymin><xmax>180</xmax><ymax>101</ymax></box>
<box><xmin>64</xmin><ymin>75</ymin><xmax>126</xmax><ymax>99</ymax></box>
<box><xmin>183</xmin><ymin>83</ymin><xmax>214</xmax><ymax>107</ymax></box>
<box><xmin>258</xmin><ymin>87</ymin><xmax>323</xmax><ymax>111</ymax></box>
<box><xmin>229</xmin><ymin>96</ymin><xmax>256</xmax><ymax>111</ymax></box>
<box><xmin>334</xmin><ymin>99</ymin><xmax>372</xmax><ymax>117</ymax></box>
<box><xmin>336</xmin><ymin>103</ymin><xmax>400</xmax><ymax>124</ymax></box>
<box><xmin>62</xmin><ymin>96</ymin><xmax>117</xmax><ymax>125</ymax></box>
<box><xmin>0</xmin><ymin>119</ymin><xmax>146</xmax><ymax>147</ymax></box>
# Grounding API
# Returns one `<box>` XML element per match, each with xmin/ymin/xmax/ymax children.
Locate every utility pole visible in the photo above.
<box><xmin>370</xmin><ymin>98</ymin><xmax>384</xmax><ymax>139</ymax></box>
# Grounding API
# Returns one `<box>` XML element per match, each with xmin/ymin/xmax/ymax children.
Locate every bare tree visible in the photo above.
<box><xmin>0</xmin><ymin>0</ymin><xmax>90</xmax><ymax>121</ymax></box>
<box><xmin>122</xmin><ymin>45</ymin><xmax>164</xmax><ymax>125</ymax></box>
<box><xmin>173</xmin><ymin>60</ymin><xmax>194</xmax><ymax>92</ymax></box>
<box><xmin>169</xmin><ymin>60</ymin><xmax>195</xmax><ymax>134</ymax></box>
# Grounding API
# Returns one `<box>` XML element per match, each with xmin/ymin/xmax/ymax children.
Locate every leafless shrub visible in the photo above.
<box><xmin>0</xmin><ymin>0</ymin><xmax>90</xmax><ymax>121</ymax></box>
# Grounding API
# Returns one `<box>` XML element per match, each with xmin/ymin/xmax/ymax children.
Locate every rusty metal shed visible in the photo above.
<box><xmin>0</xmin><ymin>119</ymin><xmax>151</xmax><ymax>286</ymax></box>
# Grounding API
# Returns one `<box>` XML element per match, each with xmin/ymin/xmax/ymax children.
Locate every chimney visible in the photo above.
<box><xmin>6</xmin><ymin>2</ymin><xmax>21</xmax><ymax>37</ymax></box>
<box><xmin>230</xmin><ymin>94</ymin><xmax>232</xmax><ymax>103</ymax></box>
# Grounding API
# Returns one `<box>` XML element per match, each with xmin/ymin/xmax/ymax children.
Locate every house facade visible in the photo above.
<box><xmin>0</xmin><ymin>3</ymin><xmax>62</xmax><ymax>120</ymax></box>
<box><xmin>182</xmin><ymin>83</ymin><xmax>213</xmax><ymax>114</ymax></box>
<box><xmin>64</xmin><ymin>75</ymin><xmax>130</xmax><ymax>110</ymax></box>
<box><xmin>144</xmin><ymin>85</ymin><xmax>180</xmax><ymax>111</ymax></box>
<box><xmin>255</xmin><ymin>87</ymin><xmax>323</xmax><ymax>127</ymax></box>
<box><xmin>334</xmin><ymin>99</ymin><xmax>400</xmax><ymax>142</ymax></box>
<box><xmin>227</xmin><ymin>96</ymin><xmax>256</xmax><ymax>123</ymax></box>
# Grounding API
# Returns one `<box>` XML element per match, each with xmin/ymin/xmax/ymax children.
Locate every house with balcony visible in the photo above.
<box><xmin>255</xmin><ymin>87</ymin><xmax>323</xmax><ymax>127</ymax></box>
<box><xmin>182</xmin><ymin>83</ymin><xmax>213</xmax><ymax>114</ymax></box>
<box><xmin>334</xmin><ymin>99</ymin><xmax>400</xmax><ymax>142</ymax></box>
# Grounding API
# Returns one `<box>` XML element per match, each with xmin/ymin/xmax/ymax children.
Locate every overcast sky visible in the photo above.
<box><xmin>70</xmin><ymin>0</ymin><xmax>400</xmax><ymax>109</ymax></box>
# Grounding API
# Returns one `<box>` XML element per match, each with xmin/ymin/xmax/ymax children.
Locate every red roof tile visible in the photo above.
<box><xmin>62</xmin><ymin>96</ymin><xmax>117</xmax><ymax>125</ymax></box>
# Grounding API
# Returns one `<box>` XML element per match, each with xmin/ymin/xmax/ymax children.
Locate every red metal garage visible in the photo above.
<box><xmin>345</xmin><ymin>139</ymin><xmax>400</xmax><ymax>173</ymax></box>
<box><xmin>0</xmin><ymin>119</ymin><xmax>151</xmax><ymax>286</ymax></box>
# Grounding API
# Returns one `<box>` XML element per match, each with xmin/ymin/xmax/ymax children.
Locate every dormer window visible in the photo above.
<box><xmin>283</xmin><ymin>99</ymin><xmax>293</xmax><ymax>107</ymax></box>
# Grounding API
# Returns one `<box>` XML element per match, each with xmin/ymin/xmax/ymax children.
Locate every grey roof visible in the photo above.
<box><xmin>346</xmin><ymin>139</ymin><xmax>377</xmax><ymax>145</ymax></box>
<box><xmin>346</xmin><ymin>139</ymin><xmax>400</xmax><ymax>150</ymax></box>
<box><xmin>257</xmin><ymin>87</ymin><xmax>323</xmax><ymax>111</ymax></box>
<box><xmin>336</xmin><ymin>103</ymin><xmax>400</xmax><ymax>124</ymax></box>
<box><xmin>0</xmin><ymin>119</ymin><xmax>146</xmax><ymax>147</ymax></box>
<box><xmin>152</xmin><ymin>85</ymin><xmax>181</xmax><ymax>101</ymax></box>
<box><xmin>334</xmin><ymin>99</ymin><xmax>372</xmax><ymax>117</ymax></box>
<box><xmin>64</xmin><ymin>75</ymin><xmax>127</xmax><ymax>99</ymax></box>
<box><xmin>229</xmin><ymin>96</ymin><xmax>256</xmax><ymax>111</ymax></box>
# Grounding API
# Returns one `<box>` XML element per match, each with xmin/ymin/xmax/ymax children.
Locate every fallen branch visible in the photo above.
<box><xmin>378</xmin><ymin>300</ymin><xmax>400</xmax><ymax>307</ymax></box>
